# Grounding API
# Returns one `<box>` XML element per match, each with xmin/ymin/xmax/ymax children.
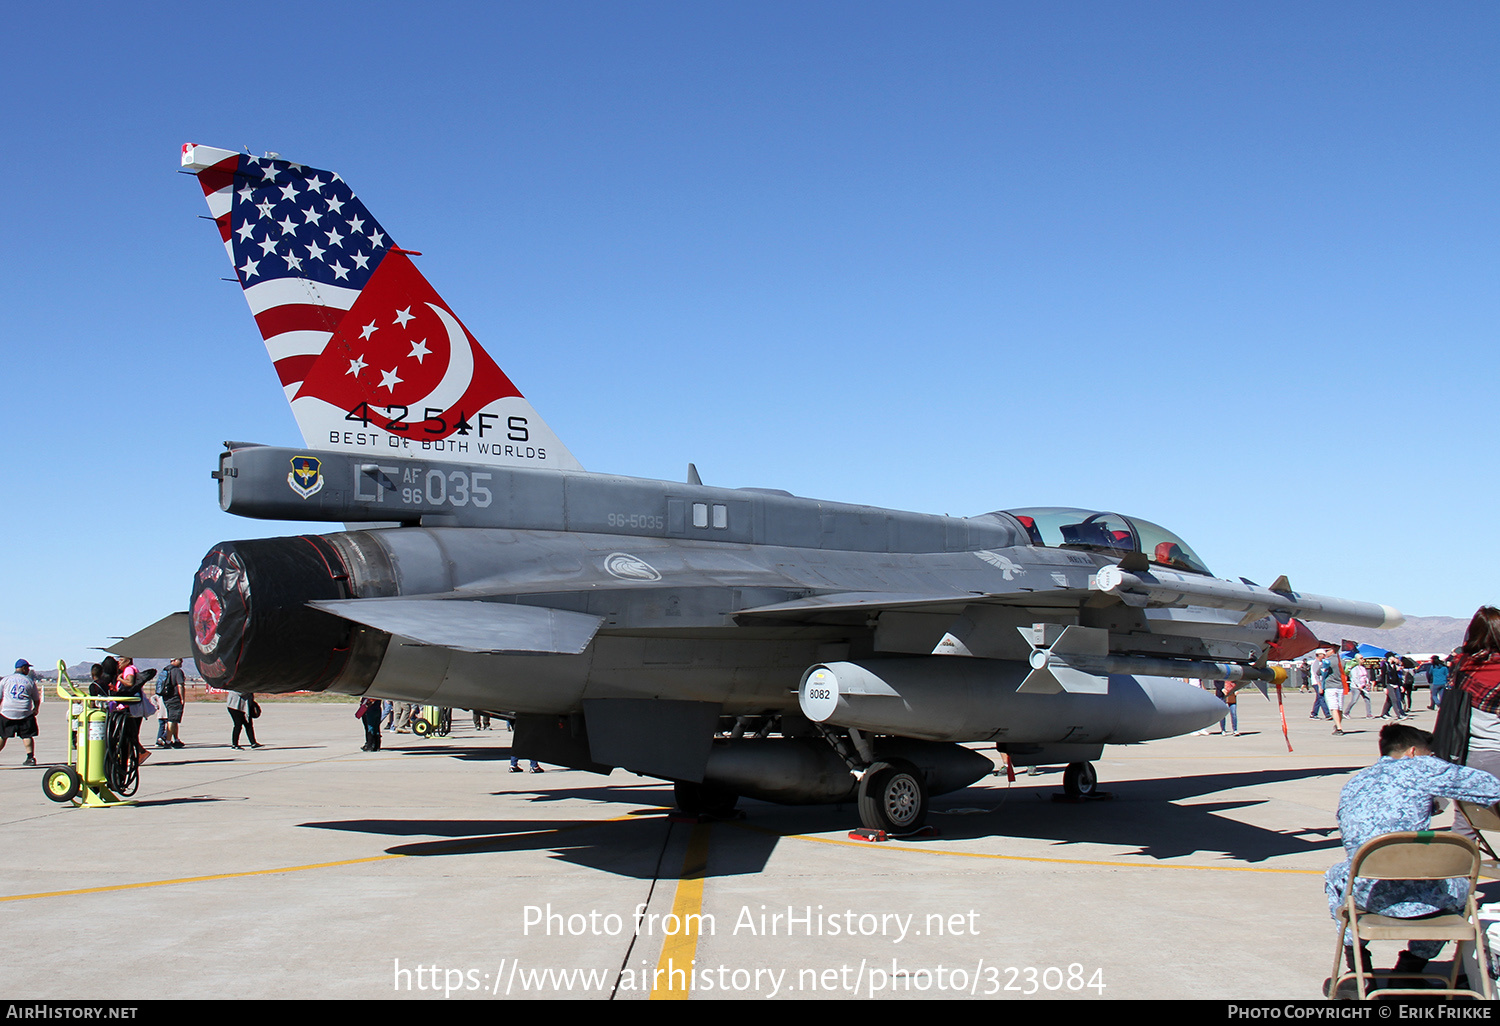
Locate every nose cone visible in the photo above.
<box><xmin>1133</xmin><ymin>676</ymin><xmax>1229</xmax><ymax>739</ymax></box>
<box><xmin>191</xmin><ymin>535</ymin><xmax>364</xmax><ymax>693</ymax></box>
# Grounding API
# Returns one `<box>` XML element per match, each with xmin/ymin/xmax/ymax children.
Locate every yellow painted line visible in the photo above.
<box><xmin>650</xmin><ymin>821</ymin><xmax>713</xmax><ymax>1001</ymax></box>
<box><xmin>732</xmin><ymin>822</ymin><xmax>1323</xmax><ymax>875</ymax></box>
<box><xmin>1</xmin><ymin>814</ymin><xmax>649</xmax><ymax>904</ymax></box>
<box><xmin>0</xmin><ymin>853</ymin><xmax>405</xmax><ymax>903</ymax></box>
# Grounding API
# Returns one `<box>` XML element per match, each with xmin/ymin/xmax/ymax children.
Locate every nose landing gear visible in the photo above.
<box><xmin>1062</xmin><ymin>761</ymin><xmax>1098</xmax><ymax>798</ymax></box>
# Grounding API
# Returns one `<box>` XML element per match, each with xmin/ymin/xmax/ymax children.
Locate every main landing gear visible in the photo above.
<box><xmin>819</xmin><ymin>726</ymin><xmax>933</xmax><ymax>835</ymax></box>
<box><xmin>857</xmin><ymin>759</ymin><xmax>929</xmax><ymax>834</ymax></box>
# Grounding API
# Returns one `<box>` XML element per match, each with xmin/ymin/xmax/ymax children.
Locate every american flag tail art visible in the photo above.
<box><xmin>181</xmin><ymin>144</ymin><xmax>582</xmax><ymax>472</ymax></box>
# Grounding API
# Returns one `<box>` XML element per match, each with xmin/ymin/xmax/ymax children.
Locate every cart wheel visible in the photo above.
<box><xmin>412</xmin><ymin>718</ymin><xmax>432</xmax><ymax>737</ymax></box>
<box><xmin>43</xmin><ymin>766</ymin><xmax>81</xmax><ymax>804</ymax></box>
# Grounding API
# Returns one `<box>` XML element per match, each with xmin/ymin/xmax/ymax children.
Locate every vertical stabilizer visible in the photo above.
<box><xmin>181</xmin><ymin>144</ymin><xmax>582</xmax><ymax>471</ymax></box>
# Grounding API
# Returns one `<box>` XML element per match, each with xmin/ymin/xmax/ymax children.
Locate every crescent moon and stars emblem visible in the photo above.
<box><xmin>291</xmin><ymin>250</ymin><xmax>520</xmax><ymax>438</ymax></box>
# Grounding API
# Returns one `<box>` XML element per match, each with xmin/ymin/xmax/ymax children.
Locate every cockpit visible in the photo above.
<box><xmin>998</xmin><ymin>507</ymin><xmax>1212</xmax><ymax>575</ymax></box>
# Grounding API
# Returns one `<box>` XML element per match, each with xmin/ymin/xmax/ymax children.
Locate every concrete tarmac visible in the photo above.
<box><xmin>0</xmin><ymin>691</ymin><xmax>1470</xmax><ymax>1000</ymax></box>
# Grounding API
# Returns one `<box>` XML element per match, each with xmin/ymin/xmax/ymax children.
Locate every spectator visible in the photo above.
<box><xmin>1445</xmin><ymin>608</ymin><xmax>1500</xmax><ymax>846</ymax></box>
<box><xmin>226</xmin><ymin>691</ymin><xmax>262</xmax><ymax>749</ymax></box>
<box><xmin>1326</xmin><ymin>722</ymin><xmax>1500</xmax><ymax>987</ymax></box>
<box><xmin>156</xmin><ymin>658</ymin><xmax>187</xmax><ymax>749</ymax></box>
<box><xmin>0</xmin><ymin>659</ymin><xmax>41</xmax><ymax>766</ymax></box>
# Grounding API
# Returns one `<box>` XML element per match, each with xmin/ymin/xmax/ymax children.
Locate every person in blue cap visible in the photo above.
<box><xmin>0</xmin><ymin>659</ymin><xmax>41</xmax><ymax>766</ymax></box>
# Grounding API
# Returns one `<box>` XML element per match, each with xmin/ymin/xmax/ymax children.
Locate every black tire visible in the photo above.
<box><xmin>858</xmin><ymin>759</ymin><xmax>928</xmax><ymax>833</ymax></box>
<box><xmin>412</xmin><ymin>718</ymin><xmax>432</xmax><ymax>737</ymax></box>
<box><xmin>118</xmin><ymin>753</ymin><xmax>139</xmax><ymax>798</ymax></box>
<box><xmin>43</xmin><ymin>766</ymin><xmax>80</xmax><ymax>804</ymax></box>
<box><xmin>674</xmin><ymin>780</ymin><xmax>739</xmax><ymax>817</ymax></box>
<box><xmin>1063</xmin><ymin>761</ymin><xmax>1098</xmax><ymax>798</ymax></box>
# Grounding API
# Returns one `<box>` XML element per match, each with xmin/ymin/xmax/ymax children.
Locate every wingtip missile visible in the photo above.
<box><xmin>1094</xmin><ymin>564</ymin><xmax>1403</xmax><ymax>632</ymax></box>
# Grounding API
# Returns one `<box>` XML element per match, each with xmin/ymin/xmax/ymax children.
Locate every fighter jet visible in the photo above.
<box><xmin>169</xmin><ymin>143</ymin><xmax>1402</xmax><ymax>833</ymax></box>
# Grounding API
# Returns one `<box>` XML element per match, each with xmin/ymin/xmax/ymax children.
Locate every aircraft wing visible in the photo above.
<box><xmin>733</xmin><ymin>588</ymin><xmax>1088</xmax><ymax>621</ymax></box>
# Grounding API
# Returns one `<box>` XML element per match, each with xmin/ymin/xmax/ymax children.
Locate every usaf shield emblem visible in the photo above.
<box><xmin>287</xmin><ymin>456</ymin><xmax>325</xmax><ymax>499</ymax></box>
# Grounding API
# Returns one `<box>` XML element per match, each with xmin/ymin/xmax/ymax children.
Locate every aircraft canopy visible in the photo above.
<box><xmin>1000</xmin><ymin>507</ymin><xmax>1213</xmax><ymax>576</ymax></box>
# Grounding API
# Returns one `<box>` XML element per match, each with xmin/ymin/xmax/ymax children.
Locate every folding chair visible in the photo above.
<box><xmin>1328</xmin><ymin>831</ymin><xmax>1493</xmax><ymax>1000</ymax></box>
<box><xmin>1455</xmin><ymin>800</ymin><xmax>1500</xmax><ymax>880</ymax></box>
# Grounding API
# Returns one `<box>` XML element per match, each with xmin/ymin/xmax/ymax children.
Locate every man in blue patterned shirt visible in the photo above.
<box><xmin>1327</xmin><ymin>723</ymin><xmax>1500</xmax><ymax>979</ymax></box>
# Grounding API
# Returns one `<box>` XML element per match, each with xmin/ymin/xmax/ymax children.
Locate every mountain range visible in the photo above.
<box><xmin>1304</xmin><ymin>614</ymin><xmax>1467</xmax><ymax>657</ymax></box>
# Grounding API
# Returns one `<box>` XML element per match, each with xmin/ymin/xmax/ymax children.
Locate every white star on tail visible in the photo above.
<box><xmin>346</xmin><ymin>355</ymin><xmax>367</xmax><ymax>377</ymax></box>
<box><xmin>393</xmin><ymin>307</ymin><xmax>414</xmax><ymax>328</ymax></box>
<box><xmin>408</xmin><ymin>339</ymin><xmax>430</xmax><ymax>363</ymax></box>
<box><xmin>379</xmin><ymin>368</ymin><xmax>402</xmax><ymax>392</ymax></box>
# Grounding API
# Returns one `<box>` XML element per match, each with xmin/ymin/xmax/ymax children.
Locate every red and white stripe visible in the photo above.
<box><xmin>182</xmin><ymin>144</ymin><xmax>353</xmax><ymax>398</ymax></box>
<box><xmin>242</xmin><ymin>279</ymin><xmax>359</xmax><ymax>398</ymax></box>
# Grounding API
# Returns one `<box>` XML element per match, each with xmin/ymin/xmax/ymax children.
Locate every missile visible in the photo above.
<box><xmin>1091</xmin><ymin>565</ymin><xmax>1403</xmax><ymax>631</ymax></box>
<box><xmin>1014</xmin><ymin>623</ymin><xmax>1284</xmax><ymax>694</ymax></box>
<box><xmin>1022</xmin><ymin>645</ymin><xmax>1287</xmax><ymax>692</ymax></box>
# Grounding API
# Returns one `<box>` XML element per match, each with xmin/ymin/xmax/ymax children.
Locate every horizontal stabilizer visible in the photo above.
<box><xmin>308</xmin><ymin>598</ymin><xmax>603</xmax><ymax>654</ymax></box>
<box><xmin>107</xmin><ymin>612</ymin><xmax>193</xmax><ymax>659</ymax></box>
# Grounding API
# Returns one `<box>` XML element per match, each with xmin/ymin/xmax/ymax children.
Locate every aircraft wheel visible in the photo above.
<box><xmin>674</xmin><ymin>780</ymin><xmax>739</xmax><ymax>818</ymax></box>
<box><xmin>858</xmin><ymin>759</ymin><xmax>928</xmax><ymax>833</ymax></box>
<box><xmin>411</xmin><ymin>718</ymin><xmax>432</xmax><ymax>737</ymax></box>
<box><xmin>43</xmin><ymin>766</ymin><xmax>80</xmax><ymax>804</ymax></box>
<box><xmin>1063</xmin><ymin>761</ymin><xmax>1098</xmax><ymax>798</ymax></box>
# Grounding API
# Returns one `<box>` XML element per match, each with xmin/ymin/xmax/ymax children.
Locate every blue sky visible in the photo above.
<box><xmin>2</xmin><ymin>2</ymin><xmax>1494</xmax><ymax>666</ymax></box>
